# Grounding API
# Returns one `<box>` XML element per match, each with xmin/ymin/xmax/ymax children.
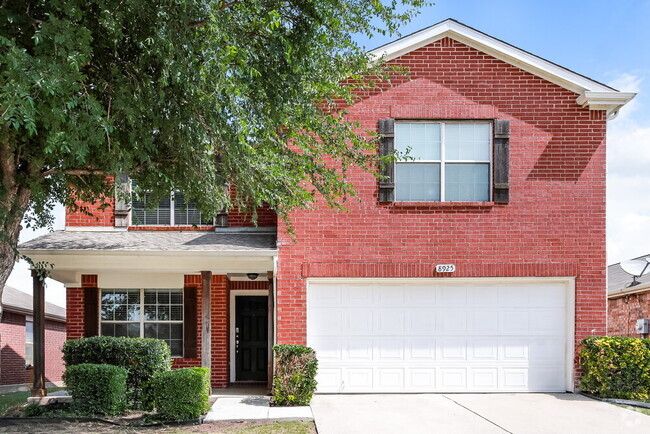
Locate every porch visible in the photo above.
<box><xmin>19</xmin><ymin>229</ymin><xmax>278</xmax><ymax>396</ymax></box>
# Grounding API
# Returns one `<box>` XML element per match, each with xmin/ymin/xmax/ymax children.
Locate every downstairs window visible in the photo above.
<box><xmin>100</xmin><ymin>289</ymin><xmax>184</xmax><ymax>357</ymax></box>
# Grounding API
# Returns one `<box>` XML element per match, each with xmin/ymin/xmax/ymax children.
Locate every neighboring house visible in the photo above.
<box><xmin>19</xmin><ymin>19</ymin><xmax>634</xmax><ymax>394</ymax></box>
<box><xmin>0</xmin><ymin>285</ymin><xmax>66</xmax><ymax>393</ymax></box>
<box><xmin>608</xmin><ymin>254</ymin><xmax>650</xmax><ymax>337</ymax></box>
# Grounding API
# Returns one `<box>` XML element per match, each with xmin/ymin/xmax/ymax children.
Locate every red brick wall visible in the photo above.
<box><xmin>0</xmin><ymin>311</ymin><xmax>66</xmax><ymax>385</ymax></box>
<box><xmin>66</xmin><ymin>176</ymin><xmax>116</xmax><ymax>227</ymax></box>
<box><xmin>66</xmin><ymin>274</ymin><xmax>231</xmax><ymax>388</ymax></box>
<box><xmin>65</xmin><ymin>175</ymin><xmax>277</xmax><ymax>229</ymax></box>
<box><xmin>608</xmin><ymin>292</ymin><xmax>650</xmax><ymax>337</ymax></box>
<box><xmin>275</xmin><ymin>38</ymin><xmax>608</xmax><ymax>385</ymax></box>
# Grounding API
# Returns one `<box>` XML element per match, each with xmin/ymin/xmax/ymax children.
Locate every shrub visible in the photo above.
<box><xmin>271</xmin><ymin>345</ymin><xmax>318</xmax><ymax>406</ymax></box>
<box><xmin>580</xmin><ymin>336</ymin><xmax>650</xmax><ymax>400</ymax></box>
<box><xmin>62</xmin><ymin>336</ymin><xmax>172</xmax><ymax>408</ymax></box>
<box><xmin>151</xmin><ymin>367</ymin><xmax>211</xmax><ymax>421</ymax></box>
<box><xmin>63</xmin><ymin>363</ymin><xmax>127</xmax><ymax>415</ymax></box>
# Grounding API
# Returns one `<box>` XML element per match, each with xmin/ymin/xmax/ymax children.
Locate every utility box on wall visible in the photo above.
<box><xmin>635</xmin><ymin>319</ymin><xmax>650</xmax><ymax>334</ymax></box>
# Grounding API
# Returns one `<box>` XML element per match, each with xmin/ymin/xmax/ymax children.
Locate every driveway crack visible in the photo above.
<box><xmin>443</xmin><ymin>395</ymin><xmax>512</xmax><ymax>434</ymax></box>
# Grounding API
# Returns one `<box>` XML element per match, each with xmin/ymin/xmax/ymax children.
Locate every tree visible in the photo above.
<box><xmin>0</xmin><ymin>0</ymin><xmax>426</xmax><ymax>305</ymax></box>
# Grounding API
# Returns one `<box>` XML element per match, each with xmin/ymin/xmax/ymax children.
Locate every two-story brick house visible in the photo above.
<box><xmin>20</xmin><ymin>19</ymin><xmax>634</xmax><ymax>394</ymax></box>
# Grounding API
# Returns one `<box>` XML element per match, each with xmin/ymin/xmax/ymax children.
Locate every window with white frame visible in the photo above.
<box><xmin>395</xmin><ymin>122</ymin><xmax>491</xmax><ymax>202</ymax></box>
<box><xmin>131</xmin><ymin>181</ymin><xmax>213</xmax><ymax>226</ymax></box>
<box><xmin>100</xmin><ymin>289</ymin><xmax>184</xmax><ymax>357</ymax></box>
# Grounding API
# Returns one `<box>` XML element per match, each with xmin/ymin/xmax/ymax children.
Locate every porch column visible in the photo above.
<box><xmin>31</xmin><ymin>270</ymin><xmax>46</xmax><ymax>397</ymax></box>
<box><xmin>267</xmin><ymin>271</ymin><xmax>274</xmax><ymax>393</ymax></box>
<box><xmin>201</xmin><ymin>271</ymin><xmax>212</xmax><ymax>369</ymax></box>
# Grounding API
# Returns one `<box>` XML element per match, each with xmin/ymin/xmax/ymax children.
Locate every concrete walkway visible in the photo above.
<box><xmin>204</xmin><ymin>394</ymin><xmax>313</xmax><ymax>422</ymax></box>
<box><xmin>311</xmin><ymin>393</ymin><xmax>650</xmax><ymax>434</ymax></box>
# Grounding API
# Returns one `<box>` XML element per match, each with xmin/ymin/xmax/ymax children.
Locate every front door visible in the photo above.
<box><xmin>235</xmin><ymin>296</ymin><xmax>268</xmax><ymax>381</ymax></box>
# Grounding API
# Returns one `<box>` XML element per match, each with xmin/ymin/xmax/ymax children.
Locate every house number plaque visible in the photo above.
<box><xmin>436</xmin><ymin>264</ymin><xmax>456</xmax><ymax>273</ymax></box>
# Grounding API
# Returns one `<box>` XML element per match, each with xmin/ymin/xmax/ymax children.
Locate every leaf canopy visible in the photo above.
<box><xmin>1</xmin><ymin>0</ymin><xmax>426</xmax><ymax>230</ymax></box>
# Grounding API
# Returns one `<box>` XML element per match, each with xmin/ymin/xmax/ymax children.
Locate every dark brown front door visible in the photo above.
<box><xmin>235</xmin><ymin>296</ymin><xmax>268</xmax><ymax>381</ymax></box>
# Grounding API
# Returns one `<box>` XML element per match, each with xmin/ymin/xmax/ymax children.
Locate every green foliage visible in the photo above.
<box><xmin>150</xmin><ymin>367</ymin><xmax>210</xmax><ymax>421</ymax></box>
<box><xmin>580</xmin><ymin>336</ymin><xmax>650</xmax><ymax>400</ymax></box>
<box><xmin>62</xmin><ymin>336</ymin><xmax>171</xmax><ymax>408</ymax></box>
<box><xmin>271</xmin><ymin>345</ymin><xmax>318</xmax><ymax>406</ymax></box>
<box><xmin>63</xmin><ymin>363</ymin><xmax>127</xmax><ymax>415</ymax></box>
<box><xmin>0</xmin><ymin>1</ymin><xmax>427</xmax><ymax>259</ymax></box>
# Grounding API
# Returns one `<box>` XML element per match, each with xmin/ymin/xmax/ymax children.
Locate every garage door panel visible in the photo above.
<box><xmin>376</xmin><ymin>285</ymin><xmax>407</xmax><ymax>306</ymax></box>
<box><xmin>408</xmin><ymin>338</ymin><xmax>436</xmax><ymax>360</ymax></box>
<box><xmin>440</xmin><ymin>285</ymin><xmax>468</xmax><ymax>305</ymax></box>
<box><xmin>345</xmin><ymin>309</ymin><xmax>373</xmax><ymax>334</ymax></box>
<box><xmin>409</xmin><ymin>285</ymin><xmax>438</xmax><ymax>305</ymax></box>
<box><xmin>469</xmin><ymin>310</ymin><xmax>500</xmax><ymax>334</ymax></box>
<box><xmin>437</xmin><ymin>339</ymin><xmax>467</xmax><ymax>360</ymax></box>
<box><xmin>310</xmin><ymin>308</ymin><xmax>343</xmax><ymax>334</ymax></box>
<box><xmin>439</xmin><ymin>310</ymin><xmax>468</xmax><ymax>333</ymax></box>
<box><xmin>468</xmin><ymin>339</ymin><xmax>499</xmax><ymax>360</ymax></box>
<box><xmin>499</xmin><ymin>285</ymin><xmax>529</xmax><ymax>307</ymax></box>
<box><xmin>439</xmin><ymin>368</ymin><xmax>468</xmax><ymax>389</ymax></box>
<box><xmin>408</xmin><ymin>368</ymin><xmax>436</xmax><ymax>389</ymax></box>
<box><xmin>376</xmin><ymin>368</ymin><xmax>406</xmax><ymax>389</ymax></box>
<box><xmin>345</xmin><ymin>338</ymin><xmax>373</xmax><ymax>361</ymax></box>
<box><xmin>408</xmin><ymin>309</ymin><xmax>436</xmax><ymax>333</ymax></box>
<box><xmin>308</xmin><ymin>280</ymin><xmax>568</xmax><ymax>393</ymax></box>
<box><xmin>500</xmin><ymin>310</ymin><xmax>530</xmax><ymax>333</ymax></box>
<box><xmin>470</xmin><ymin>368</ymin><xmax>499</xmax><ymax>389</ymax></box>
<box><xmin>374</xmin><ymin>310</ymin><xmax>406</xmax><ymax>334</ymax></box>
<box><xmin>377</xmin><ymin>339</ymin><xmax>405</xmax><ymax>360</ymax></box>
<box><xmin>468</xmin><ymin>285</ymin><xmax>500</xmax><ymax>306</ymax></box>
<box><xmin>343</xmin><ymin>285</ymin><xmax>373</xmax><ymax>306</ymax></box>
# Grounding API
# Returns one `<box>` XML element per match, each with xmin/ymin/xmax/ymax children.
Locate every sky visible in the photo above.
<box><xmin>6</xmin><ymin>0</ymin><xmax>650</xmax><ymax>307</ymax></box>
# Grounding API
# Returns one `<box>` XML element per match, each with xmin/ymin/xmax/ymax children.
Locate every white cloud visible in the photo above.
<box><xmin>607</xmin><ymin>72</ymin><xmax>650</xmax><ymax>264</ymax></box>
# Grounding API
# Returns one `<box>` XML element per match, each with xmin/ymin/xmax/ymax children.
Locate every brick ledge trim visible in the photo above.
<box><xmin>302</xmin><ymin>262</ymin><xmax>580</xmax><ymax>278</ymax></box>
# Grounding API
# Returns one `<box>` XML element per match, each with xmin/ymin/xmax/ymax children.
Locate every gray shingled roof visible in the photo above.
<box><xmin>2</xmin><ymin>285</ymin><xmax>66</xmax><ymax>321</ymax></box>
<box><xmin>608</xmin><ymin>253</ymin><xmax>650</xmax><ymax>295</ymax></box>
<box><xmin>19</xmin><ymin>230</ymin><xmax>277</xmax><ymax>252</ymax></box>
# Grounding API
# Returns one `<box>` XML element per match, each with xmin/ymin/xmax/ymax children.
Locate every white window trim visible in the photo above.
<box><xmin>99</xmin><ymin>288</ymin><xmax>184</xmax><ymax>357</ymax></box>
<box><xmin>395</xmin><ymin>120</ymin><xmax>493</xmax><ymax>202</ymax></box>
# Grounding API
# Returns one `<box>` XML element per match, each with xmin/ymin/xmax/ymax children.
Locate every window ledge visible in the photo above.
<box><xmin>387</xmin><ymin>201</ymin><xmax>497</xmax><ymax>208</ymax></box>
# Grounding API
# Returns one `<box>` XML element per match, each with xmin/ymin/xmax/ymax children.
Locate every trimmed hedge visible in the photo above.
<box><xmin>62</xmin><ymin>336</ymin><xmax>172</xmax><ymax>408</ymax></box>
<box><xmin>580</xmin><ymin>336</ymin><xmax>650</xmax><ymax>400</ymax></box>
<box><xmin>63</xmin><ymin>363</ymin><xmax>127</xmax><ymax>415</ymax></box>
<box><xmin>151</xmin><ymin>367</ymin><xmax>211</xmax><ymax>421</ymax></box>
<box><xmin>271</xmin><ymin>345</ymin><xmax>318</xmax><ymax>406</ymax></box>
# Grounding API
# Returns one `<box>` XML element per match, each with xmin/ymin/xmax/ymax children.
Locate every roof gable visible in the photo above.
<box><xmin>368</xmin><ymin>19</ymin><xmax>635</xmax><ymax>119</ymax></box>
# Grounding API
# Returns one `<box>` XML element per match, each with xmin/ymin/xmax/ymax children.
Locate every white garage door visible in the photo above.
<box><xmin>307</xmin><ymin>280</ymin><xmax>570</xmax><ymax>393</ymax></box>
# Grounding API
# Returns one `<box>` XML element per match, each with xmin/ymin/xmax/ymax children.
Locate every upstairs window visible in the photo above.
<box><xmin>395</xmin><ymin>122</ymin><xmax>491</xmax><ymax>202</ymax></box>
<box><xmin>131</xmin><ymin>181</ymin><xmax>213</xmax><ymax>226</ymax></box>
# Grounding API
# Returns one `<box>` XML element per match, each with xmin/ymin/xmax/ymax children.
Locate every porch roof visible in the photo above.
<box><xmin>19</xmin><ymin>230</ymin><xmax>277</xmax><ymax>286</ymax></box>
<box><xmin>19</xmin><ymin>230</ymin><xmax>277</xmax><ymax>253</ymax></box>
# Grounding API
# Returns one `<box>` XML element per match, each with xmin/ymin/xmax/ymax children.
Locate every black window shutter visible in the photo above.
<box><xmin>183</xmin><ymin>287</ymin><xmax>198</xmax><ymax>358</ymax></box>
<box><xmin>493</xmin><ymin>119</ymin><xmax>510</xmax><ymax>204</ymax></box>
<box><xmin>378</xmin><ymin>118</ymin><xmax>395</xmax><ymax>202</ymax></box>
<box><xmin>84</xmin><ymin>287</ymin><xmax>99</xmax><ymax>337</ymax></box>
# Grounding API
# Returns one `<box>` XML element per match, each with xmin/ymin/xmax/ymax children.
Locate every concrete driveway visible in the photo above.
<box><xmin>311</xmin><ymin>393</ymin><xmax>650</xmax><ymax>434</ymax></box>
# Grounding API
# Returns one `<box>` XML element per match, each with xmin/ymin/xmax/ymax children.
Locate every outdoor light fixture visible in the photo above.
<box><xmin>246</xmin><ymin>273</ymin><xmax>259</xmax><ymax>280</ymax></box>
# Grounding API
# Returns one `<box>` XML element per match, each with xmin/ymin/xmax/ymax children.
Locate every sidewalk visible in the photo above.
<box><xmin>204</xmin><ymin>393</ymin><xmax>313</xmax><ymax>422</ymax></box>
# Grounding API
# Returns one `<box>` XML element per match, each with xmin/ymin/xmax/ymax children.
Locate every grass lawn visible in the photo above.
<box><xmin>228</xmin><ymin>421</ymin><xmax>315</xmax><ymax>433</ymax></box>
<box><xmin>615</xmin><ymin>404</ymin><xmax>650</xmax><ymax>416</ymax></box>
<box><xmin>0</xmin><ymin>388</ymin><xmax>63</xmax><ymax>416</ymax></box>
